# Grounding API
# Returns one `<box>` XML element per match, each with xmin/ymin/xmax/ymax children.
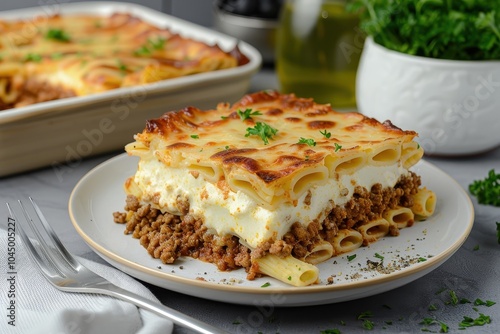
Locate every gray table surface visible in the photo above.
<box><xmin>1</xmin><ymin>69</ymin><xmax>499</xmax><ymax>333</ymax></box>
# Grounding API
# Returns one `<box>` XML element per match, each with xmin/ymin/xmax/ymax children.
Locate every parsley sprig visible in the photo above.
<box><xmin>45</xmin><ymin>28</ymin><xmax>71</xmax><ymax>42</ymax></box>
<box><xmin>320</xmin><ymin>129</ymin><xmax>331</xmax><ymax>139</ymax></box>
<box><xmin>348</xmin><ymin>0</ymin><xmax>500</xmax><ymax>60</ymax></box>
<box><xmin>469</xmin><ymin>169</ymin><xmax>500</xmax><ymax>206</ymax></box>
<box><xmin>420</xmin><ymin>318</ymin><xmax>449</xmax><ymax>333</ymax></box>
<box><xmin>298</xmin><ymin>137</ymin><xmax>316</xmax><ymax>147</ymax></box>
<box><xmin>459</xmin><ymin>313</ymin><xmax>491</xmax><ymax>329</ymax></box>
<box><xmin>134</xmin><ymin>37</ymin><xmax>166</xmax><ymax>56</ymax></box>
<box><xmin>237</xmin><ymin>108</ymin><xmax>262</xmax><ymax>121</ymax></box>
<box><xmin>245</xmin><ymin>122</ymin><xmax>278</xmax><ymax>145</ymax></box>
<box><xmin>24</xmin><ymin>53</ymin><xmax>43</xmax><ymax>62</ymax></box>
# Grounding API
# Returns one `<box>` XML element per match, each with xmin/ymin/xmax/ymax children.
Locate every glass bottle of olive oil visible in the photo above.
<box><xmin>276</xmin><ymin>0</ymin><xmax>364</xmax><ymax>110</ymax></box>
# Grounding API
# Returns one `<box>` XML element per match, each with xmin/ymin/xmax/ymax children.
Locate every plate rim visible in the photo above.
<box><xmin>69</xmin><ymin>153</ymin><xmax>474</xmax><ymax>297</ymax></box>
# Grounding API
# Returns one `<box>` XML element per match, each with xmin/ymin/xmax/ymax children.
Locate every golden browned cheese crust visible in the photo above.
<box><xmin>0</xmin><ymin>13</ymin><xmax>245</xmax><ymax>110</ymax></box>
<box><xmin>127</xmin><ymin>91</ymin><xmax>423</xmax><ymax>209</ymax></box>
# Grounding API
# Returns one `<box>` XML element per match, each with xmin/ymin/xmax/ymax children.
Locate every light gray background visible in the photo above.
<box><xmin>0</xmin><ymin>0</ymin><xmax>214</xmax><ymax>26</ymax></box>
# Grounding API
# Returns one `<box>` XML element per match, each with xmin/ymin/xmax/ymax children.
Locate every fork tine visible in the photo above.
<box><xmin>18</xmin><ymin>199</ymin><xmax>67</xmax><ymax>274</ymax></box>
<box><xmin>6</xmin><ymin>202</ymin><xmax>59</xmax><ymax>279</ymax></box>
<box><xmin>8</xmin><ymin>200</ymin><xmax>229</xmax><ymax>334</ymax></box>
<box><xmin>28</xmin><ymin>197</ymin><xmax>80</xmax><ymax>270</ymax></box>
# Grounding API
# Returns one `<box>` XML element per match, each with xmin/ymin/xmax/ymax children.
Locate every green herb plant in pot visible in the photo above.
<box><xmin>351</xmin><ymin>0</ymin><xmax>500</xmax><ymax>156</ymax></box>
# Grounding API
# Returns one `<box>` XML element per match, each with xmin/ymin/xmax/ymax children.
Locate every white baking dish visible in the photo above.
<box><xmin>0</xmin><ymin>1</ymin><xmax>261</xmax><ymax>177</ymax></box>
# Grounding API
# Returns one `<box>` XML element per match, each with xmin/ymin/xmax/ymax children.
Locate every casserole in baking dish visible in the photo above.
<box><xmin>0</xmin><ymin>2</ymin><xmax>261</xmax><ymax>177</ymax></box>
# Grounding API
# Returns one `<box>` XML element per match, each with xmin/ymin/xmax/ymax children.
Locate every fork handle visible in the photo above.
<box><xmin>94</xmin><ymin>282</ymin><xmax>229</xmax><ymax>334</ymax></box>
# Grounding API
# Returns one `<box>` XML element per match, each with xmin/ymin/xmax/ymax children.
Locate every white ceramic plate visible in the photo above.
<box><xmin>69</xmin><ymin>154</ymin><xmax>474</xmax><ymax>306</ymax></box>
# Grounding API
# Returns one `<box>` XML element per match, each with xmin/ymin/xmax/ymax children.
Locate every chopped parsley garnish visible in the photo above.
<box><xmin>134</xmin><ymin>37</ymin><xmax>166</xmax><ymax>56</ymax></box>
<box><xmin>245</xmin><ymin>122</ymin><xmax>278</xmax><ymax>145</ymax></box>
<box><xmin>459</xmin><ymin>313</ymin><xmax>491</xmax><ymax>329</ymax></box>
<box><xmin>473</xmin><ymin>244</ymin><xmax>480</xmax><ymax>251</ymax></box>
<box><xmin>287</xmin><ymin>275</ymin><xmax>292</xmax><ymax>281</ymax></box>
<box><xmin>298</xmin><ymin>137</ymin><xmax>316</xmax><ymax>146</ymax></box>
<box><xmin>220</xmin><ymin>115</ymin><xmax>229</xmax><ymax>120</ymax></box>
<box><xmin>418</xmin><ymin>257</ymin><xmax>427</xmax><ymax>262</ymax></box>
<box><xmin>439</xmin><ymin>322</ymin><xmax>449</xmax><ymax>333</ymax></box>
<box><xmin>420</xmin><ymin>317</ymin><xmax>450</xmax><ymax>332</ymax></box>
<box><xmin>474</xmin><ymin>298</ymin><xmax>496</xmax><ymax>307</ymax></box>
<box><xmin>428</xmin><ymin>304</ymin><xmax>438</xmax><ymax>311</ymax></box>
<box><xmin>237</xmin><ymin>108</ymin><xmax>262</xmax><ymax>120</ymax></box>
<box><xmin>260</xmin><ymin>282</ymin><xmax>271</xmax><ymax>288</ymax></box>
<box><xmin>347</xmin><ymin>254</ymin><xmax>357</xmax><ymax>262</ymax></box>
<box><xmin>362</xmin><ymin>319</ymin><xmax>375</xmax><ymax>330</ymax></box>
<box><xmin>148</xmin><ymin>37</ymin><xmax>166</xmax><ymax>50</ymax></box>
<box><xmin>46</xmin><ymin>28</ymin><xmax>71</xmax><ymax>42</ymax></box>
<box><xmin>51</xmin><ymin>52</ymin><xmax>63</xmax><ymax>60</ymax></box>
<box><xmin>24</xmin><ymin>53</ymin><xmax>42</xmax><ymax>62</ymax></box>
<box><xmin>374</xmin><ymin>253</ymin><xmax>384</xmax><ymax>262</ymax></box>
<box><xmin>469</xmin><ymin>169</ymin><xmax>500</xmax><ymax>206</ymax></box>
<box><xmin>448</xmin><ymin>290</ymin><xmax>459</xmax><ymax>305</ymax></box>
<box><xmin>420</xmin><ymin>318</ymin><xmax>436</xmax><ymax>326</ymax></box>
<box><xmin>334</xmin><ymin>143</ymin><xmax>342</xmax><ymax>152</ymax></box>
<box><xmin>357</xmin><ymin>311</ymin><xmax>373</xmax><ymax>320</ymax></box>
<box><xmin>190</xmin><ymin>134</ymin><xmax>199</xmax><ymax>139</ymax></box>
<box><xmin>320</xmin><ymin>129</ymin><xmax>331</xmax><ymax>139</ymax></box>
<box><xmin>117</xmin><ymin>60</ymin><xmax>128</xmax><ymax>72</ymax></box>
<box><xmin>134</xmin><ymin>45</ymin><xmax>152</xmax><ymax>56</ymax></box>
<box><xmin>320</xmin><ymin>329</ymin><xmax>341</xmax><ymax>334</ymax></box>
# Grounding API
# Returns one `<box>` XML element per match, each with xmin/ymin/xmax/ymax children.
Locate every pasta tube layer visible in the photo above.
<box><xmin>114</xmin><ymin>92</ymin><xmax>436</xmax><ymax>286</ymax></box>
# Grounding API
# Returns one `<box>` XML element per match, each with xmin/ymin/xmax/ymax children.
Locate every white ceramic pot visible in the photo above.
<box><xmin>356</xmin><ymin>37</ymin><xmax>500</xmax><ymax>156</ymax></box>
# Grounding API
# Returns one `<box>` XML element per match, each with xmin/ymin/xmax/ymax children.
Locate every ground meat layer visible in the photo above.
<box><xmin>113</xmin><ymin>172</ymin><xmax>421</xmax><ymax>280</ymax></box>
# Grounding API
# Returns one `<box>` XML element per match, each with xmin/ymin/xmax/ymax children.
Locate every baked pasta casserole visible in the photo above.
<box><xmin>113</xmin><ymin>91</ymin><xmax>437</xmax><ymax>286</ymax></box>
<box><xmin>0</xmin><ymin>12</ymin><xmax>246</xmax><ymax>110</ymax></box>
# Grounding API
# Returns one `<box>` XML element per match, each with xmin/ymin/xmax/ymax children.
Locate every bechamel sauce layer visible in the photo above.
<box><xmin>134</xmin><ymin>158</ymin><xmax>407</xmax><ymax>249</ymax></box>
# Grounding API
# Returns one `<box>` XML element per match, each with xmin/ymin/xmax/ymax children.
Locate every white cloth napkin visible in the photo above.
<box><xmin>0</xmin><ymin>229</ymin><xmax>173</xmax><ymax>334</ymax></box>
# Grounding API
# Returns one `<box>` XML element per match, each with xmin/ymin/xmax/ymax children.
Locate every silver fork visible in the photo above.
<box><xmin>6</xmin><ymin>198</ymin><xmax>228</xmax><ymax>334</ymax></box>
